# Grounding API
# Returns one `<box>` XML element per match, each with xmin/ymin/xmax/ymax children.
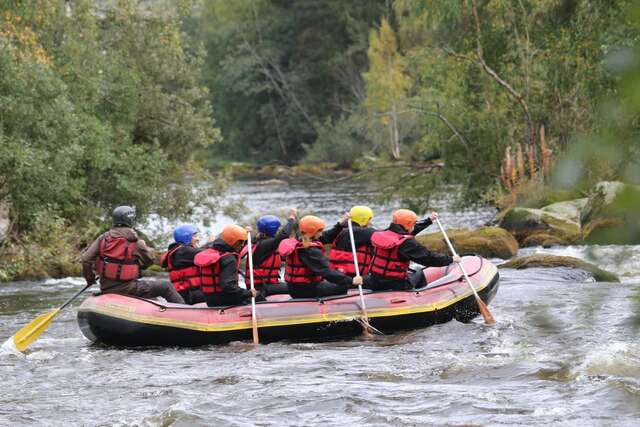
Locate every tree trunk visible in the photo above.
<box><xmin>390</xmin><ymin>109</ymin><xmax>401</xmax><ymax>159</ymax></box>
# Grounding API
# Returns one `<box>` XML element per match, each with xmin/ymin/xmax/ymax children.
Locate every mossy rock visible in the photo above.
<box><xmin>416</xmin><ymin>227</ymin><xmax>518</xmax><ymax>260</ymax></box>
<box><xmin>500</xmin><ymin>254</ymin><xmax>620</xmax><ymax>282</ymax></box>
<box><xmin>522</xmin><ymin>233</ymin><xmax>569</xmax><ymax>248</ymax></box>
<box><xmin>498</xmin><ymin>207</ymin><xmax>581</xmax><ymax>246</ymax></box>
<box><xmin>541</xmin><ymin>199</ymin><xmax>588</xmax><ymax>224</ymax></box>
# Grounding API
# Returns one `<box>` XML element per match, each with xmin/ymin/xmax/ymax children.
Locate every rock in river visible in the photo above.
<box><xmin>498</xmin><ymin>206</ymin><xmax>582</xmax><ymax>247</ymax></box>
<box><xmin>500</xmin><ymin>254</ymin><xmax>620</xmax><ymax>282</ymax></box>
<box><xmin>417</xmin><ymin>227</ymin><xmax>518</xmax><ymax>260</ymax></box>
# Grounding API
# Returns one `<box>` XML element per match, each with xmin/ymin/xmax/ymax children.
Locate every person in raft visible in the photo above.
<box><xmin>195</xmin><ymin>224</ymin><xmax>263</xmax><ymax>307</ymax></box>
<box><xmin>242</xmin><ymin>208</ymin><xmax>298</xmax><ymax>298</ymax></box>
<box><xmin>278</xmin><ymin>215</ymin><xmax>363</xmax><ymax>299</ymax></box>
<box><xmin>161</xmin><ymin>224</ymin><xmax>206</xmax><ymax>305</ymax></box>
<box><xmin>364</xmin><ymin>209</ymin><xmax>461</xmax><ymax>292</ymax></box>
<box><xmin>80</xmin><ymin>206</ymin><xmax>185</xmax><ymax>304</ymax></box>
<box><xmin>326</xmin><ymin>205</ymin><xmax>440</xmax><ymax>280</ymax></box>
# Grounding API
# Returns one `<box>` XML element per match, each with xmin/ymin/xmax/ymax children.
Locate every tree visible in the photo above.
<box><xmin>364</xmin><ymin>17</ymin><xmax>412</xmax><ymax>160</ymax></box>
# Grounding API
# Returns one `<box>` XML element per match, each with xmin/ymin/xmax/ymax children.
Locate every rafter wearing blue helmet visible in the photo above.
<box><xmin>257</xmin><ymin>215</ymin><xmax>282</xmax><ymax>237</ymax></box>
<box><xmin>243</xmin><ymin>209</ymin><xmax>298</xmax><ymax>297</ymax></box>
<box><xmin>160</xmin><ymin>224</ymin><xmax>206</xmax><ymax>305</ymax></box>
<box><xmin>174</xmin><ymin>224</ymin><xmax>199</xmax><ymax>245</ymax></box>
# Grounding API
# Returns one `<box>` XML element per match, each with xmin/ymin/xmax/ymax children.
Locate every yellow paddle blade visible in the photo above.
<box><xmin>12</xmin><ymin>308</ymin><xmax>61</xmax><ymax>352</ymax></box>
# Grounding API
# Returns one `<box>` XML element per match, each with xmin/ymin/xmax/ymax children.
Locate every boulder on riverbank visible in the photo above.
<box><xmin>580</xmin><ymin>181</ymin><xmax>640</xmax><ymax>244</ymax></box>
<box><xmin>416</xmin><ymin>227</ymin><xmax>518</xmax><ymax>260</ymax></box>
<box><xmin>499</xmin><ymin>254</ymin><xmax>620</xmax><ymax>282</ymax></box>
<box><xmin>498</xmin><ymin>206</ymin><xmax>582</xmax><ymax>247</ymax></box>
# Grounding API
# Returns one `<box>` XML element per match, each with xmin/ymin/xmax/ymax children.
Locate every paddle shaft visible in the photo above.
<box><xmin>61</xmin><ymin>282</ymin><xmax>94</xmax><ymax>310</ymax></box>
<box><xmin>347</xmin><ymin>219</ymin><xmax>372</xmax><ymax>331</ymax></box>
<box><xmin>433</xmin><ymin>218</ymin><xmax>481</xmax><ymax>300</ymax></box>
<box><xmin>246</xmin><ymin>233</ymin><xmax>260</xmax><ymax>345</ymax></box>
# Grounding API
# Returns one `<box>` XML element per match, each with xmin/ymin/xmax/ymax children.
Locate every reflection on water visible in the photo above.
<box><xmin>1</xmin><ymin>180</ymin><xmax>640</xmax><ymax>426</ymax></box>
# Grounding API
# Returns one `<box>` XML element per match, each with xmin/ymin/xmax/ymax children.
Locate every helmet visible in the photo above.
<box><xmin>350</xmin><ymin>205</ymin><xmax>373</xmax><ymax>227</ymax></box>
<box><xmin>257</xmin><ymin>215</ymin><xmax>281</xmax><ymax>237</ymax></box>
<box><xmin>174</xmin><ymin>224</ymin><xmax>198</xmax><ymax>245</ymax></box>
<box><xmin>220</xmin><ymin>224</ymin><xmax>248</xmax><ymax>247</ymax></box>
<box><xmin>112</xmin><ymin>206</ymin><xmax>136</xmax><ymax>227</ymax></box>
<box><xmin>392</xmin><ymin>209</ymin><xmax>417</xmax><ymax>232</ymax></box>
<box><xmin>299</xmin><ymin>215</ymin><xmax>325</xmax><ymax>237</ymax></box>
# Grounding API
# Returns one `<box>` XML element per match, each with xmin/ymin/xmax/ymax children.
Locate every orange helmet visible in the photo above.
<box><xmin>392</xmin><ymin>209</ymin><xmax>417</xmax><ymax>232</ymax></box>
<box><xmin>299</xmin><ymin>215</ymin><xmax>326</xmax><ymax>237</ymax></box>
<box><xmin>220</xmin><ymin>224</ymin><xmax>248</xmax><ymax>247</ymax></box>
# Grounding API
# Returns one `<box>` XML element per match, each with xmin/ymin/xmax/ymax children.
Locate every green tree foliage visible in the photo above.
<box><xmin>367</xmin><ymin>0</ymin><xmax>637</xmax><ymax>206</ymax></box>
<box><xmin>364</xmin><ymin>17</ymin><xmax>412</xmax><ymax>160</ymax></box>
<box><xmin>0</xmin><ymin>0</ymin><xmax>221</xmax><ymax>234</ymax></box>
<box><xmin>194</xmin><ymin>0</ymin><xmax>387</xmax><ymax>163</ymax></box>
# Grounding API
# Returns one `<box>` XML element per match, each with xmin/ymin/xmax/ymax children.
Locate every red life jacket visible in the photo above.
<box><xmin>278</xmin><ymin>238</ymin><xmax>323</xmax><ymax>285</ymax></box>
<box><xmin>194</xmin><ymin>249</ymin><xmax>238</xmax><ymax>295</ymax></box>
<box><xmin>241</xmin><ymin>242</ymin><xmax>281</xmax><ymax>285</ymax></box>
<box><xmin>369</xmin><ymin>230</ymin><xmax>412</xmax><ymax>279</ymax></box>
<box><xmin>95</xmin><ymin>234</ymin><xmax>140</xmax><ymax>282</ymax></box>
<box><xmin>161</xmin><ymin>246</ymin><xmax>202</xmax><ymax>292</ymax></box>
<box><xmin>328</xmin><ymin>237</ymin><xmax>372</xmax><ymax>276</ymax></box>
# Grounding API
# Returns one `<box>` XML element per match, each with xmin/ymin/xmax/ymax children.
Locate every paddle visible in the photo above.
<box><xmin>433</xmin><ymin>217</ymin><xmax>496</xmax><ymax>325</ymax></box>
<box><xmin>347</xmin><ymin>219</ymin><xmax>383</xmax><ymax>336</ymax></box>
<box><xmin>9</xmin><ymin>281</ymin><xmax>94</xmax><ymax>352</ymax></box>
<box><xmin>246</xmin><ymin>232</ymin><xmax>260</xmax><ymax>345</ymax></box>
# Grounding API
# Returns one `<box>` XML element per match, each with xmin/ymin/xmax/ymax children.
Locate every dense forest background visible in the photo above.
<box><xmin>1</xmin><ymin>0</ymin><xmax>639</xmax><ymax>279</ymax></box>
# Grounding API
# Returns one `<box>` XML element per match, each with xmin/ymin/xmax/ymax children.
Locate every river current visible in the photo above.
<box><xmin>1</xmin><ymin>179</ymin><xmax>639</xmax><ymax>426</ymax></box>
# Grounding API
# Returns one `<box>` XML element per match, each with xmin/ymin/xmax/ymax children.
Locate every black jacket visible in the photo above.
<box><xmin>327</xmin><ymin>217</ymin><xmax>433</xmax><ymax>251</ymax></box>
<box><xmin>387</xmin><ymin>223</ymin><xmax>453</xmax><ymax>266</ymax></box>
<box><xmin>162</xmin><ymin>242</ymin><xmax>204</xmax><ymax>269</ymax></box>
<box><xmin>294</xmin><ymin>245</ymin><xmax>353</xmax><ymax>287</ymax></box>
<box><xmin>251</xmin><ymin>218</ymin><xmax>295</xmax><ymax>265</ymax></box>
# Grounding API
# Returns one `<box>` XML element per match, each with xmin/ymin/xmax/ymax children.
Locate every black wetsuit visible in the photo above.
<box><xmin>204</xmin><ymin>239</ymin><xmax>265</xmax><ymax>307</ymax></box>
<box><xmin>248</xmin><ymin>218</ymin><xmax>295</xmax><ymax>296</ymax></box>
<box><xmin>364</xmin><ymin>222</ymin><xmax>453</xmax><ymax>292</ymax></box>
<box><xmin>163</xmin><ymin>242</ymin><xmax>206</xmax><ymax>305</ymax></box>
<box><xmin>287</xmin><ymin>244</ymin><xmax>353</xmax><ymax>299</ymax></box>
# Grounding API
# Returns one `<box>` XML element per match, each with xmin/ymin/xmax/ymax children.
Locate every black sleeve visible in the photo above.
<box><xmin>355</xmin><ymin>227</ymin><xmax>376</xmax><ymax>246</ymax></box>
<box><xmin>172</xmin><ymin>246</ymin><xmax>204</xmax><ymax>268</ymax></box>
<box><xmin>277</xmin><ymin>218</ymin><xmax>295</xmax><ymax>241</ymax></box>
<box><xmin>251</xmin><ymin>238</ymin><xmax>277</xmax><ymax>266</ymax></box>
<box><xmin>319</xmin><ymin>222</ymin><xmax>344</xmax><ymax>244</ymax></box>
<box><xmin>299</xmin><ymin>247</ymin><xmax>353</xmax><ymax>287</ymax></box>
<box><xmin>252</xmin><ymin>218</ymin><xmax>295</xmax><ymax>266</ymax></box>
<box><xmin>219</xmin><ymin>256</ymin><xmax>251</xmax><ymax>298</ymax></box>
<box><xmin>399</xmin><ymin>239</ymin><xmax>453</xmax><ymax>267</ymax></box>
<box><xmin>412</xmin><ymin>217</ymin><xmax>433</xmax><ymax>236</ymax></box>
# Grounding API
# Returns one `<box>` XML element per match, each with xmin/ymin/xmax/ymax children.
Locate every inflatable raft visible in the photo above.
<box><xmin>77</xmin><ymin>256</ymin><xmax>499</xmax><ymax>347</ymax></box>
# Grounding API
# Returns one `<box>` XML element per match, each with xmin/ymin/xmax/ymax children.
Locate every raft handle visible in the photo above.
<box><xmin>390</xmin><ymin>298</ymin><xmax>406</xmax><ymax>304</ymax></box>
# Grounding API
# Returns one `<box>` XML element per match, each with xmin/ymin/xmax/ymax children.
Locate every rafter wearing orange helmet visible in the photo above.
<box><xmin>278</xmin><ymin>214</ymin><xmax>363</xmax><ymax>299</ymax></box>
<box><xmin>364</xmin><ymin>209</ymin><xmax>460</xmax><ymax>292</ymax></box>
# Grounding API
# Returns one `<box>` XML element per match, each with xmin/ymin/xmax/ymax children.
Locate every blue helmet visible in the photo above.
<box><xmin>173</xmin><ymin>224</ymin><xmax>198</xmax><ymax>245</ymax></box>
<box><xmin>257</xmin><ymin>215</ymin><xmax>281</xmax><ymax>237</ymax></box>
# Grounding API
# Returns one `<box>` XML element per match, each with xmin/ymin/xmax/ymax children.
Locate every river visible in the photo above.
<box><xmin>1</xmin><ymin>179</ymin><xmax>639</xmax><ymax>426</ymax></box>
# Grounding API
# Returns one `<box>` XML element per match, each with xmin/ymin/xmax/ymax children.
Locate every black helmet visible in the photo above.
<box><xmin>112</xmin><ymin>205</ymin><xmax>136</xmax><ymax>227</ymax></box>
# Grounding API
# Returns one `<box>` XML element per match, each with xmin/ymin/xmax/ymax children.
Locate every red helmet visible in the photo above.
<box><xmin>299</xmin><ymin>215</ymin><xmax>325</xmax><ymax>237</ymax></box>
<box><xmin>220</xmin><ymin>224</ymin><xmax>248</xmax><ymax>247</ymax></box>
<box><xmin>392</xmin><ymin>209</ymin><xmax>417</xmax><ymax>232</ymax></box>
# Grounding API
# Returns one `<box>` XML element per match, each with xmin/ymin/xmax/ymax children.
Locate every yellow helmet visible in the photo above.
<box><xmin>350</xmin><ymin>205</ymin><xmax>373</xmax><ymax>227</ymax></box>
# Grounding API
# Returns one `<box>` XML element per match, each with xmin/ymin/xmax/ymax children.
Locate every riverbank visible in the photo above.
<box><xmin>1</xmin><ymin>175</ymin><xmax>634</xmax><ymax>283</ymax></box>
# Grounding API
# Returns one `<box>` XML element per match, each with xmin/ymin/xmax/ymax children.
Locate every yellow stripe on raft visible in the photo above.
<box><xmin>78</xmin><ymin>277</ymin><xmax>492</xmax><ymax>333</ymax></box>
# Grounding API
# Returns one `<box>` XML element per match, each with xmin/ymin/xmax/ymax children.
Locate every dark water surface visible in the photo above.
<box><xmin>1</xmin><ymin>180</ymin><xmax>639</xmax><ymax>426</ymax></box>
